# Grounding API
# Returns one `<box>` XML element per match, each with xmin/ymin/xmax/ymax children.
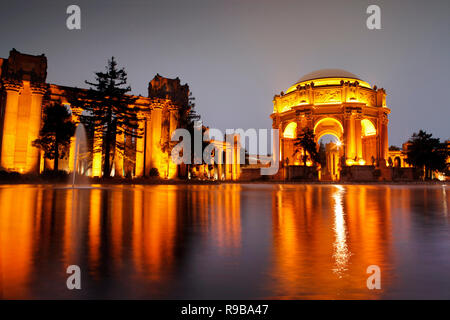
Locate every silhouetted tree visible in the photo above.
<box><xmin>318</xmin><ymin>142</ymin><xmax>327</xmax><ymax>167</ymax></box>
<box><xmin>243</xmin><ymin>148</ymin><xmax>250</xmax><ymax>166</ymax></box>
<box><xmin>179</xmin><ymin>92</ymin><xmax>200</xmax><ymax>128</ymax></box>
<box><xmin>177</xmin><ymin>93</ymin><xmax>209</xmax><ymax>178</ymax></box>
<box><xmin>405</xmin><ymin>130</ymin><xmax>448</xmax><ymax>180</ymax></box>
<box><xmin>293</xmin><ymin>128</ymin><xmax>320</xmax><ymax>166</ymax></box>
<box><xmin>70</xmin><ymin>57</ymin><xmax>142</xmax><ymax>177</ymax></box>
<box><xmin>33</xmin><ymin>102</ymin><xmax>76</xmax><ymax>171</ymax></box>
<box><xmin>389</xmin><ymin>145</ymin><xmax>401</xmax><ymax>151</ymax></box>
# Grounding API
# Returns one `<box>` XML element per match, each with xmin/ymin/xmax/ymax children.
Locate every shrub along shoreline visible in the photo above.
<box><xmin>0</xmin><ymin>170</ymin><xmax>446</xmax><ymax>186</ymax></box>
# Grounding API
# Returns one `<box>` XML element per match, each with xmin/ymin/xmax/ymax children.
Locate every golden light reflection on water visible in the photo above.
<box><xmin>332</xmin><ymin>185</ymin><xmax>350</xmax><ymax>277</ymax></box>
<box><xmin>0</xmin><ymin>184</ymin><xmax>449</xmax><ymax>299</ymax></box>
<box><xmin>0</xmin><ymin>186</ymin><xmax>40</xmax><ymax>298</ymax></box>
<box><xmin>443</xmin><ymin>186</ymin><xmax>448</xmax><ymax>217</ymax></box>
<box><xmin>269</xmin><ymin>185</ymin><xmax>398</xmax><ymax>299</ymax></box>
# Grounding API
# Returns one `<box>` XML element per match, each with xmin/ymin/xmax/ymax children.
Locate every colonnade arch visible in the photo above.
<box><xmin>278</xmin><ymin>114</ymin><xmax>383</xmax><ymax>170</ymax></box>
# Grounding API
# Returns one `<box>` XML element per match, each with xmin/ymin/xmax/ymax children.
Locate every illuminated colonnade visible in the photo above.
<box><xmin>48</xmin><ymin>83</ymin><xmax>183</xmax><ymax>179</ymax></box>
<box><xmin>208</xmin><ymin>136</ymin><xmax>241</xmax><ymax>181</ymax></box>
<box><xmin>0</xmin><ymin>50</ymin><xmax>187</xmax><ymax>178</ymax></box>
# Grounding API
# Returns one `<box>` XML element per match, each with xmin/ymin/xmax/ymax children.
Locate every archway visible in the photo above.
<box><xmin>317</xmin><ymin>133</ymin><xmax>343</xmax><ymax>181</ymax></box>
<box><xmin>314</xmin><ymin>117</ymin><xmax>344</xmax><ymax>142</ymax></box>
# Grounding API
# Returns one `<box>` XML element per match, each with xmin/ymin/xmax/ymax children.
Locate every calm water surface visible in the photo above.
<box><xmin>0</xmin><ymin>184</ymin><xmax>449</xmax><ymax>299</ymax></box>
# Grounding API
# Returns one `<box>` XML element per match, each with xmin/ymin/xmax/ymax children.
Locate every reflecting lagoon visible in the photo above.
<box><xmin>0</xmin><ymin>184</ymin><xmax>449</xmax><ymax>299</ymax></box>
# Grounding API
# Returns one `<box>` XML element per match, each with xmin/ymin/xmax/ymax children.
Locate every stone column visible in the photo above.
<box><xmin>278</xmin><ymin>122</ymin><xmax>283</xmax><ymax>165</ymax></box>
<box><xmin>225</xmin><ymin>145</ymin><xmax>232</xmax><ymax>180</ymax></box>
<box><xmin>114</xmin><ymin>131</ymin><xmax>124</xmax><ymax>177</ymax></box>
<box><xmin>233</xmin><ymin>135</ymin><xmax>241</xmax><ymax>180</ymax></box>
<box><xmin>381</xmin><ymin>113</ymin><xmax>389</xmax><ymax>166</ymax></box>
<box><xmin>27</xmin><ymin>84</ymin><xmax>46</xmax><ymax>173</ymax></box>
<box><xmin>350</xmin><ymin>115</ymin><xmax>356</xmax><ymax>163</ymax></box>
<box><xmin>125</xmin><ymin>129</ymin><xmax>134</xmax><ymax>177</ymax></box>
<box><xmin>295</xmin><ymin>111</ymin><xmax>302</xmax><ymax>138</ymax></box>
<box><xmin>167</xmin><ymin>107</ymin><xmax>178</xmax><ymax>179</ymax></box>
<box><xmin>354</xmin><ymin>113</ymin><xmax>363</xmax><ymax>164</ymax></box>
<box><xmin>1</xmin><ymin>81</ymin><xmax>22</xmax><ymax>170</ymax></box>
<box><xmin>39</xmin><ymin>149</ymin><xmax>45</xmax><ymax>173</ymax></box>
<box><xmin>68</xmin><ymin>135</ymin><xmax>75</xmax><ymax>172</ymax></box>
<box><xmin>343</xmin><ymin>109</ymin><xmax>354</xmax><ymax>164</ymax></box>
<box><xmin>150</xmin><ymin>106</ymin><xmax>163</xmax><ymax>173</ymax></box>
<box><xmin>144</xmin><ymin>114</ymin><xmax>152</xmax><ymax>176</ymax></box>
<box><xmin>135</xmin><ymin>113</ymin><xmax>145</xmax><ymax>178</ymax></box>
<box><xmin>91</xmin><ymin>125</ymin><xmax>103</xmax><ymax>177</ymax></box>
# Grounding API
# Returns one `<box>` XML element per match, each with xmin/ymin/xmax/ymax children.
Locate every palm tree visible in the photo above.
<box><xmin>293</xmin><ymin>127</ymin><xmax>320</xmax><ymax>166</ymax></box>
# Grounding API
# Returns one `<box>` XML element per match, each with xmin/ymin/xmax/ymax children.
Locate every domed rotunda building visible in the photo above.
<box><xmin>271</xmin><ymin>69</ymin><xmax>390</xmax><ymax>180</ymax></box>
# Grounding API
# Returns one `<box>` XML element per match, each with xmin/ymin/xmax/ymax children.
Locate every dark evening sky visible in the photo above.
<box><xmin>0</xmin><ymin>0</ymin><xmax>448</xmax><ymax>146</ymax></box>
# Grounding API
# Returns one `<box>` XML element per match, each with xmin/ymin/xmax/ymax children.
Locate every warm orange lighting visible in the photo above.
<box><xmin>361</xmin><ymin>119</ymin><xmax>376</xmax><ymax>137</ymax></box>
<box><xmin>92</xmin><ymin>153</ymin><xmax>102</xmax><ymax>177</ymax></box>
<box><xmin>346</xmin><ymin>159</ymin><xmax>355</xmax><ymax>166</ymax></box>
<box><xmin>283</xmin><ymin>122</ymin><xmax>297</xmax><ymax>139</ymax></box>
<box><xmin>314</xmin><ymin>117</ymin><xmax>344</xmax><ymax>135</ymax></box>
<box><xmin>286</xmin><ymin>77</ymin><xmax>371</xmax><ymax>94</ymax></box>
<box><xmin>270</xmin><ymin>185</ymin><xmax>396</xmax><ymax>298</ymax></box>
<box><xmin>332</xmin><ymin>185</ymin><xmax>350</xmax><ymax>276</ymax></box>
<box><xmin>91</xmin><ymin>127</ymin><xmax>103</xmax><ymax>177</ymax></box>
<box><xmin>272</xmin><ymin>71</ymin><xmax>390</xmax><ymax>179</ymax></box>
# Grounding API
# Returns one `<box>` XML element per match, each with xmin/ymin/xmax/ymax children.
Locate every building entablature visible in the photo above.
<box><xmin>273</xmin><ymin>80</ymin><xmax>387</xmax><ymax>114</ymax></box>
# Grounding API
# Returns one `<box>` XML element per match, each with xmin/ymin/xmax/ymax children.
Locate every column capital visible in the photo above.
<box><xmin>354</xmin><ymin>111</ymin><xmax>363</xmax><ymax>120</ymax></box>
<box><xmin>2</xmin><ymin>80</ymin><xmax>22</xmax><ymax>92</ymax></box>
<box><xmin>30</xmin><ymin>83</ymin><xmax>47</xmax><ymax>96</ymax></box>
<box><xmin>344</xmin><ymin>109</ymin><xmax>353</xmax><ymax>119</ymax></box>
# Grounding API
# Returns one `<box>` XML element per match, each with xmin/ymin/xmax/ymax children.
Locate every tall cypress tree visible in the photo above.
<box><xmin>71</xmin><ymin>57</ymin><xmax>142</xmax><ymax>177</ymax></box>
<box><xmin>177</xmin><ymin>93</ymin><xmax>210</xmax><ymax>177</ymax></box>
